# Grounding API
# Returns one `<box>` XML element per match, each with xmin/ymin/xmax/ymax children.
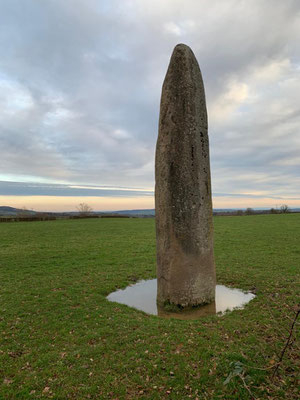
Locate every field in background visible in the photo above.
<box><xmin>0</xmin><ymin>215</ymin><xmax>299</xmax><ymax>399</ymax></box>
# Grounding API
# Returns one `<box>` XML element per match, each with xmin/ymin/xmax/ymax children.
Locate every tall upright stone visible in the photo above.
<box><xmin>155</xmin><ymin>44</ymin><xmax>216</xmax><ymax>308</ymax></box>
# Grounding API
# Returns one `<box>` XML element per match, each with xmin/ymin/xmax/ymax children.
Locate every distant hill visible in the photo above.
<box><xmin>1</xmin><ymin>206</ymin><xmax>299</xmax><ymax>218</ymax></box>
<box><xmin>0</xmin><ymin>206</ymin><xmax>36</xmax><ymax>216</ymax></box>
<box><xmin>106</xmin><ymin>207</ymin><xmax>300</xmax><ymax>217</ymax></box>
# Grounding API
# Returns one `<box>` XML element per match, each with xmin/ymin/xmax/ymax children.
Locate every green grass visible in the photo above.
<box><xmin>0</xmin><ymin>215</ymin><xmax>299</xmax><ymax>399</ymax></box>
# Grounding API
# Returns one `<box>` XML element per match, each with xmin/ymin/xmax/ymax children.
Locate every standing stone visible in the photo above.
<box><xmin>155</xmin><ymin>44</ymin><xmax>216</xmax><ymax>308</ymax></box>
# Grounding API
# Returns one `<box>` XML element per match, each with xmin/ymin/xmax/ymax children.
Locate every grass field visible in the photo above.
<box><xmin>0</xmin><ymin>215</ymin><xmax>299</xmax><ymax>399</ymax></box>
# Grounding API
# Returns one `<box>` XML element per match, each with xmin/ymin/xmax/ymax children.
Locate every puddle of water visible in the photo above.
<box><xmin>107</xmin><ymin>279</ymin><xmax>255</xmax><ymax>320</ymax></box>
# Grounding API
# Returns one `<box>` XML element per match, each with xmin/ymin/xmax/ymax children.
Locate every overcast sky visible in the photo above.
<box><xmin>0</xmin><ymin>0</ymin><xmax>300</xmax><ymax>211</ymax></box>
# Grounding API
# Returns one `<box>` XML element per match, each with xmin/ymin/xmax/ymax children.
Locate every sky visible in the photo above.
<box><xmin>0</xmin><ymin>0</ymin><xmax>300</xmax><ymax>211</ymax></box>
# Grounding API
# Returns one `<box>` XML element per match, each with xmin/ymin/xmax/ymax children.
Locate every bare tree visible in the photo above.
<box><xmin>76</xmin><ymin>203</ymin><xmax>93</xmax><ymax>217</ymax></box>
<box><xmin>280</xmin><ymin>204</ymin><xmax>290</xmax><ymax>214</ymax></box>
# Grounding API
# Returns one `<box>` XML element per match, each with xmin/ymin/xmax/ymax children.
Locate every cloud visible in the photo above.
<box><xmin>0</xmin><ymin>181</ymin><xmax>153</xmax><ymax>197</ymax></box>
<box><xmin>0</xmin><ymin>0</ymin><xmax>299</xmax><ymax>206</ymax></box>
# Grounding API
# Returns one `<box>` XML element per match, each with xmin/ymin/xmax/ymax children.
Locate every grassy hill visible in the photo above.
<box><xmin>0</xmin><ymin>215</ymin><xmax>299</xmax><ymax>399</ymax></box>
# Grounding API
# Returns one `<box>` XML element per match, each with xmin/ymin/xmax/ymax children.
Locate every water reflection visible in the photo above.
<box><xmin>107</xmin><ymin>279</ymin><xmax>255</xmax><ymax>320</ymax></box>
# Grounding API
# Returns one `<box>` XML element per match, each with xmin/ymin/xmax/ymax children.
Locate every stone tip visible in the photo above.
<box><xmin>170</xmin><ymin>44</ymin><xmax>197</xmax><ymax>67</ymax></box>
<box><xmin>166</xmin><ymin>43</ymin><xmax>201</xmax><ymax>82</ymax></box>
<box><xmin>173</xmin><ymin>43</ymin><xmax>194</xmax><ymax>55</ymax></box>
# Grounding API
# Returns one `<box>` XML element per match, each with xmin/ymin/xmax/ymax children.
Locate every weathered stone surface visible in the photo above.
<box><xmin>157</xmin><ymin>301</ymin><xmax>216</xmax><ymax>319</ymax></box>
<box><xmin>155</xmin><ymin>43</ymin><xmax>216</xmax><ymax>308</ymax></box>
